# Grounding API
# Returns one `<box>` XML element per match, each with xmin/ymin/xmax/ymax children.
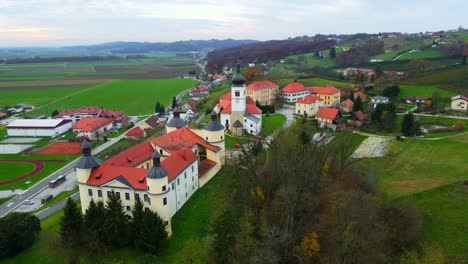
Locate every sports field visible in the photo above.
<box><xmin>27</xmin><ymin>78</ymin><xmax>198</xmax><ymax>116</ymax></box>
<box><xmin>36</xmin><ymin>142</ymin><xmax>82</xmax><ymax>155</ymax></box>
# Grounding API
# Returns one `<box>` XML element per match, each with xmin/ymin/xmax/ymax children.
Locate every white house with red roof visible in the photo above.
<box><xmin>55</xmin><ymin>107</ymin><xmax>128</xmax><ymax>128</ymax></box>
<box><xmin>189</xmin><ymin>85</ymin><xmax>209</xmax><ymax>97</ymax></box>
<box><xmin>76</xmin><ymin>116</ymin><xmax>225</xmax><ymax>235</ymax></box>
<box><xmin>451</xmin><ymin>95</ymin><xmax>468</xmax><ymax>112</ymax></box>
<box><xmin>316</xmin><ymin>107</ymin><xmax>340</xmax><ymax>126</ymax></box>
<box><xmin>72</xmin><ymin>117</ymin><xmax>114</xmax><ymax>140</ymax></box>
<box><xmin>281</xmin><ymin>81</ymin><xmax>310</xmax><ymax>102</ymax></box>
<box><xmin>295</xmin><ymin>94</ymin><xmax>324</xmax><ymax>117</ymax></box>
<box><xmin>217</xmin><ymin>66</ymin><xmax>262</xmax><ymax>136</ymax></box>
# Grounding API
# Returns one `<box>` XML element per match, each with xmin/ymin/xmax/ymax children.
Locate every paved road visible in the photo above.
<box><xmin>35</xmin><ymin>192</ymin><xmax>79</xmax><ymax>220</ymax></box>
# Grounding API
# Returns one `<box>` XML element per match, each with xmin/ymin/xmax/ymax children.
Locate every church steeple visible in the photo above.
<box><xmin>231</xmin><ymin>63</ymin><xmax>246</xmax><ymax>113</ymax></box>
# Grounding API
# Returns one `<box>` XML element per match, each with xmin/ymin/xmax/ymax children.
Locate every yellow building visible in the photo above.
<box><xmin>451</xmin><ymin>95</ymin><xmax>468</xmax><ymax>112</ymax></box>
<box><xmin>295</xmin><ymin>94</ymin><xmax>324</xmax><ymax>117</ymax></box>
<box><xmin>309</xmin><ymin>85</ymin><xmax>341</xmax><ymax>107</ymax></box>
<box><xmin>76</xmin><ymin>113</ymin><xmax>225</xmax><ymax>235</ymax></box>
<box><xmin>246</xmin><ymin>80</ymin><xmax>279</xmax><ymax>106</ymax></box>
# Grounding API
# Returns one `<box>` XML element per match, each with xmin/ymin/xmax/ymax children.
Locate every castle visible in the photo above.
<box><xmin>75</xmin><ymin>111</ymin><xmax>225</xmax><ymax>235</ymax></box>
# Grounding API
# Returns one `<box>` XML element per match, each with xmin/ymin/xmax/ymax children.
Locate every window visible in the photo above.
<box><xmin>185</xmin><ymin>192</ymin><xmax>188</xmax><ymax>197</ymax></box>
<box><xmin>171</xmin><ymin>182</ymin><xmax>175</xmax><ymax>190</ymax></box>
<box><xmin>192</xmin><ymin>176</ymin><xmax>194</xmax><ymax>181</ymax></box>
<box><xmin>193</xmin><ymin>186</ymin><xmax>195</xmax><ymax>190</ymax></box>
<box><xmin>177</xmin><ymin>178</ymin><xmax>180</xmax><ymax>185</ymax></box>
<box><xmin>135</xmin><ymin>193</ymin><xmax>140</xmax><ymax>200</ymax></box>
<box><xmin>147</xmin><ymin>186</ymin><xmax>150</xmax><ymax>191</ymax></box>
<box><xmin>191</xmin><ymin>166</ymin><xmax>194</xmax><ymax>172</ymax></box>
<box><xmin>125</xmin><ymin>193</ymin><xmax>130</xmax><ymax>200</ymax></box>
<box><xmin>220</xmin><ymin>136</ymin><xmax>223</xmax><ymax>140</ymax></box>
<box><xmin>88</xmin><ymin>189</ymin><xmax>93</xmax><ymax>197</ymax></box>
<box><xmin>98</xmin><ymin>190</ymin><xmax>102</xmax><ymax>197</ymax></box>
<box><xmin>116</xmin><ymin>192</ymin><xmax>120</xmax><ymax>199</ymax></box>
<box><xmin>159</xmin><ymin>149</ymin><xmax>163</xmax><ymax>155</ymax></box>
<box><xmin>184</xmin><ymin>172</ymin><xmax>187</xmax><ymax>179</ymax></box>
<box><xmin>146</xmin><ymin>163</ymin><xmax>149</xmax><ymax>169</ymax></box>
<box><xmin>235</xmin><ymin>91</ymin><xmax>240</xmax><ymax>97</ymax></box>
<box><xmin>162</xmin><ymin>185</ymin><xmax>166</xmax><ymax>192</ymax></box>
<box><xmin>206</xmin><ymin>136</ymin><xmax>208</xmax><ymax>140</ymax></box>
<box><xmin>163</xmin><ymin>197</ymin><xmax>167</xmax><ymax>205</ymax></box>
<box><xmin>107</xmin><ymin>191</ymin><xmax>111</xmax><ymax>198</ymax></box>
<box><xmin>126</xmin><ymin>206</ymin><xmax>131</xmax><ymax>211</ymax></box>
<box><xmin>144</xmin><ymin>194</ymin><xmax>150</xmax><ymax>203</ymax></box>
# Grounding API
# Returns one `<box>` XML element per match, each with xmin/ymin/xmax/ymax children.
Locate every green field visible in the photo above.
<box><xmin>402</xmin><ymin>66</ymin><xmax>468</xmax><ymax>95</ymax></box>
<box><xmin>397</xmin><ymin>49</ymin><xmax>444</xmax><ymax>60</ymax></box>
<box><xmin>399</xmin><ymin>85</ymin><xmax>456</xmax><ymax>98</ymax></box>
<box><xmin>397</xmin><ymin>183</ymin><xmax>467</xmax><ymax>260</ymax></box>
<box><xmin>261</xmin><ymin>113</ymin><xmax>287</xmax><ymax>136</ymax></box>
<box><xmin>27</xmin><ymin>78</ymin><xmax>198</xmax><ymax>116</ymax></box>
<box><xmin>0</xmin><ymin>162</ymin><xmax>35</xmax><ymax>181</ymax></box>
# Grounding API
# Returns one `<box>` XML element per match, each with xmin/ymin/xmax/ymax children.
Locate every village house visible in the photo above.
<box><xmin>216</xmin><ymin>66</ymin><xmax>262</xmax><ymax>136</ymax></box>
<box><xmin>246</xmin><ymin>80</ymin><xmax>279</xmax><ymax>106</ymax></box>
<box><xmin>354</xmin><ymin>91</ymin><xmax>367</xmax><ymax>101</ymax></box>
<box><xmin>348</xmin><ymin>111</ymin><xmax>368</xmax><ymax>127</ymax></box>
<box><xmin>451</xmin><ymin>95</ymin><xmax>468</xmax><ymax>111</ymax></box>
<box><xmin>6</xmin><ymin>119</ymin><xmax>72</xmax><ymax>137</ymax></box>
<box><xmin>309</xmin><ymin>85</ymin><xmax>341</xmax><ymax>107</ymax></box>
<box><xmin>72</xmin><ymin>117</ymin><xmax>114</xmax><ymax>140</ymax></box>
<box><xmin>139</xmin><ymin>115</ymin><xmax>159</xmax><ymax>132</ymax></box>
<box><xmin>125</xmin><ymin>126</ymin><xmax>146</xmax><ymax>140</ymax></box>
<box><xmin>281</xmin><ymin>81</ymin><xmax>309</xmax><ymax>102</ymax></box>
<box><xmin>295</xmin><ymin>94</ymin><xmax>324</xmax><ymax>117</ymax></box>
<box><xmin>316</xmin><ymin>107</ymin><xmax>341</xmax><ymax>127</ymax></box>
<box><xmin>189</xmin><ymin>85</ymin><xmax>209</xmax><ymax>97</ymax></box>
<box><xmin>76</xmin><ymin>112</ymin><xmax>225</xmax><ymax>235</ymax></box>
<box><xmin>370</xmin><ymin>96</ymin><xmax>390</xmax><ymax>108</ymax></box>
<box><xmin>55</xmin><ymin>107</ymin><xmax>128</xmax><ymax>129</ymax></box>
<box><xmin>340</xmin><ymin>99</ymin><xmax>354</xmax><ymax>113</ymax></box>
<box><xmin>405</xmin><ymin>96</ymin><xmax>430</xmax><ymax>104</ymax></box>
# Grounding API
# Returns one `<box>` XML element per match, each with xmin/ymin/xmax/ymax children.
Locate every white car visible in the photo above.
<box><xmin>23</xmin><ymin>200</ymin><xmax>34</xmax><ymax>205</ymax></box>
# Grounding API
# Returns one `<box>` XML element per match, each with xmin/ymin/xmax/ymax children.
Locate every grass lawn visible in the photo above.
<box><xmin>0</xmin><ymin>126</ymin><xmax>6</xmax><ymax>139</ymax></box>
<box><xmin>397</xmin><ymin>49</ymin><xmax>444</xmax><ymax>60</ymax></box>
<box><xmin>261</xmin><ymin>113</ymin><xmax>287</xmax><ymax>137</ymax></box>
<box><xmin>399</xmin><ymin>85</ymin><xmax>456</xmax><ymax>98</ymax></box>
<box><xmin>0</xmin><ymin>162</ymin><xmax>36</xmax><ymax>181</ymax></box>
<box><xmin>355</xmin><ymin>134</ymin><xmax>468</xmax><ymax>198</ymax></box>
<box><xmin>396</xmin><ymin>183</ymin><xmax>467</xmax><ymax>260</ymax></box>
<box><xmin>27</xmin><ymin>78</ymin><xmax>198</xmax><ymax>116</ymax></box>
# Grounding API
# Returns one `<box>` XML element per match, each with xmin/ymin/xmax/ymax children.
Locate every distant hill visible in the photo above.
<box><xmin>66</xmin><ymin>39</ymin><xmax>259</xmax><ymax>53</ymax></box>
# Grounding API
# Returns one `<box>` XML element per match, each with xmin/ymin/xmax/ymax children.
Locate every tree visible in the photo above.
<box><xmin>408</xmin><ymin>59</ymin><xmax>433</xmax><ymax>74</ymax></box>
<box><xmin>0</xmin><ymin>212</ymin><xmax>41</xmax><ymax>259</ymax></box>
<box><xmin>172</xmin><ymin>96</ymin><xmax>177</xmax><ymax>109</ymax></box>
<box><xmin>401</xmin><ymin>113</ymin><xmax>414</xmax><ymax>136</ymax></box>
<box><xmin>353</xmin><ymin>96</ymin><xmax>363</xmax><ymax>112</ymax></box>
<box><xmin>137</xmin><ymin>210</ymin><xmax>168</xmax><ymax>254</ymax></box>
<box><xmin>382</xmin><ymin>84</ymin><xmax>400</xmax><ymax>97</ymax></box>
<box><xmin>243</xmin><ymin>65</ymin><xmax>263</xmax><ymax>84</ymax></box>
<box><xmin>131</xmin><ymin>197</ymin><xmax>144</xmax><ymax>247</ymax></box>
<box><xmin>159</xmin><ymin>104</ymin><xmax>165</xmax><ymax>115</ymax></box>
<box><xmin>208</xmin><ymin>210</ymin><xmax>238</xmax><ymax>262</ymax></box>
<box><xmin>60</xmin><ymin>198</ymin><xmax>83</xmax><ymax>248</ymax></box>
<box><xmin>104</xmin><ymin>191</ymin><xmax>130</xmax><ymax>249</ymax></box>
<box><xmin>51</xmin><ymin>109</ymin><xmax>59</xmax><ymax>117</ymax></box>
<box><xmin>84</xmin><ymin>200</ymin><xmax>106</xmax><ymax>252</ymax></box>
<box><xmin>155</xmin><ymin>101</ymin><xmax>161</xmax><ymax>113</ymax></box>
<box><xmin>329</xmin><ymin>47</ymin><xmax>336</xmax><ymax>59</ymax></box>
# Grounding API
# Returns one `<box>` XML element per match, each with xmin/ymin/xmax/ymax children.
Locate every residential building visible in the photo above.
<box><xmin>316</xmin><ymin>107</ymin><xmax>340</xmax><ymax>126</ymax></box>
<box><xmin>55</xmin><ymin>107</ymin><xmax>128</xmax><ymax>128</ymax></box>
<box><xmin>354</xmin><ymin>91</ymin><xmax>367</xmax><ymax>101</ymax></box>
<box><xmin>218</xmin><ymin>66</ymin><xmax>262</xmax><ymax>136</ymax></box>
<box><xmin>6</xmin><ymin>119</ymin><xmax>72</xmax><ymax>137</ymax></box>
<box><xmin>76</xmin><ymin>115</ymin><xmax>225</xmax><ymax>235</ymax></box>
<box><xmin>189</xmin><ymin>85</ymin><xmax>209</xmax><ymax>97</ymax></box>
<box><xmin>125</xmin><ymin>126</ymin><xmax>146</xmax><ymax>140</ymax></box>
<box><xmin>451</xmin><ymin>95</ymin><xmax>468</xmax><ymax>111</ymax></box>
<box><xmin>295</xmin><ymin>95</ymin><xmax>324</xmax><ymax>117</ymax></box>
<box><xmin>281</xmin><ymin>81</ymin><xmax>309</xmax><ymax>102</ymax></box>
<box><xmin>370</xmin><ymin>96</ymin><xmax>390</xmax><ymax>107</ymax></box>
<box><xmin>246</xmin><ymin>80</ymin><xmax>279</xmax><ymax>106</ymax></box>
<box><xmin>340</xmin><ymin>99</ymin><xmax>354</xmax><ymax>113</ymax></box>
<box><xmin>405</xmin><ymin>96</ymin><xmax>430</xmax><ymax>104</ymax></box>
<box><xmin>72</xmin><ymin>117</ymin><xmax>114</xmax><ymax>140</ymax></box>
<box><xmin>309</xmin><ymin>85</ymin><xmax>341</xmax><ymax>107</ymax></box>
<box><xmin>348</xmin><ymin>111</ymin><xmax>368</xmax><ymax>127</ymax></box>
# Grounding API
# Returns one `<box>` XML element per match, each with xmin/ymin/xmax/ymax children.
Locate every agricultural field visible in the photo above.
<box><xmin>399</xmin><ymin>85</ymin><xmax>456</xmax><ymax>98</ymax></box>
<box><xmin>27</xmin><ymin>78</ymin><xmax>198</xmax><ymax>116</ymax></box>
<box><xmin>401</xmin><ymin>66</ymin><xmax>468</xmax><ymax>95</ymax></box>
<box><xmin>397</xmin><ymin>48</ymin><xmax>444</xmax><ymax>60</ymax></box>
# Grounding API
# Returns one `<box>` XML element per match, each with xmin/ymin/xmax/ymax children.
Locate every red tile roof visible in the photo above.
<box><xmin>354</xmin><ymin>92</ymin><xmax>366</xmax><ymax>101</ymax></box>
<box><xmin>55</xmin><ymin>107</ymin><xmax>128</xmax><ymax>122</ymax></box>
<box><xmin>150</xmin><ymin>127</ymin><xmax>218</xmax><ymax>152</ymax></box>
<box><xmin>308</xmin><ymin>85</ymin><xmax>340</xmax><ymax>95</ymax></box>
<box><xmin>297</xmin><ymin>94</ymin><xmax>323</xmax><ymax>104</ymax></box>
<box><xmin>198</xmin><ymin>159</ymin><xmax>217</xmax><ymax>176</ymax></box>
<box><xmin>162</xmin><ymin>147</ymin><xmax>198</xmax><ymax>182</ymax></box>
<box><xmin>125</xmin><ymin>127</ymin><xmax>144</xmax><ymax>137</ymax></box>
<box><xmin>72</xmin><ymin>117</ymin><xmax>112</xmax><ymax>132</ymax></box>
<box><xmin>281</xmin><ymin>81</ymin><xmax>306</xmax><ymax>94</ymax></box>
<box><xmin>219</xmin><ymin>93</ymin><xmax>262</xmax><ymax>114</ymax></box>
<box><xmin>317</xmin><ymin>107</ymin><xmax>339</xmax><ymax>120</ymax></box>
<box><xmin>106</xmin><ymin>141</ymin><xmax>154</xmax><ymax>167</ymax></box>
<box><xmin>247</xmin><ymin>80</ymin><xmax>278</xmax><ymax>91</ymax></box>
<box><xmin>88</xmin><ymin>165</ymin><xmax>148</xmax><ymax>190</ymax></box>
<box><xmin>144</xmin><ymin>115</ymin><xmax>159</xmax><ymax>128</ymax></box>
<box><xmin>353</xmin><ymin>111</ymin><xmax>367</xmax><ymax>121</ymax></box>
<box><xmin>340</xmin><ymin>99</ymin><xmax>354</xmax><ymax>109</ymax></box>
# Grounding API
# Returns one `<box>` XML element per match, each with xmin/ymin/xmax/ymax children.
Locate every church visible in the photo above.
<box><xmin>216</xmin><ymin>66</ymin><xmax>262</xmax><ymax>136</ymax></box>
<box><xmin>75</xmin><ymin>111</ymin><xmax>225</xmax><ymax>235</ymax></box>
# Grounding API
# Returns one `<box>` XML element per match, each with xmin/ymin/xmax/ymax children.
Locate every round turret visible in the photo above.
<box><xmin>146</xmin><ymin>151</ymin><xmax>168</xmax><ymax>179</ymax></box>
<box><xmin>166</xmin><ymin>107</ymin><xmax>186</xmax><ymax>131</ymax></box>
<box><xmin>203</xmin><ymin>111</ymin><xmax>224</xmax><ymax>132</ymax></box>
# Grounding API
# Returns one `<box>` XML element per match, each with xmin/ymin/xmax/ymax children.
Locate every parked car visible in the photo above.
<box><xmin>23</xmin><ymin>200</ymin><xmax>34</xmax><ymax>205</ymax></box>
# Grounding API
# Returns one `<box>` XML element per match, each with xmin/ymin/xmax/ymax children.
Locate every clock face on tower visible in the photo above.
<box><xmin>235</xmin><ymin>99</ymin><xmax>239</xmax><ymax>103</ymax></box>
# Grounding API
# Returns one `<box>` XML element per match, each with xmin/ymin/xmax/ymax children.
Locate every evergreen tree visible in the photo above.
<box><xmin>329</xmin><ymin>47</ymin><xmax>336</xmax><ymax>59</ymax></box>
<box><xmin>104</xmin><ymin>191</ymin><xmax>130</xmax><ymax>249</ymax></box>
<box><xmin>51</xmin><ymin>109</ymin><xmax>59</xmax><ymax>117</ymax></box>
<box><xmin>371</xmin><ymin>103</ymin><xmax>385</xmax><ymax>122</ymax></box>
<box><xmin>0</xmin><ymin>212</ymin><xmax>41</xmax><ymax>259</ymax></box>
<box><xmin>401</xmin><ymin>113</ymin><xmax>414</xmax><ymax>136</ymax></box>
<box><xmin>159</xmin><ymin>104</ymin><xmax>165</xmax><ymax>115</ymax></box>
<box><xmin>353</xmin><ymin>96</ymin><xmax>363</xmax><ymax>112</ymax></box>
<box><xmin>137</xmin><ymin>210</ymin><xmax>168</xmax><ymax>254</ymax></box>
<box><xmin>60</xmin><ymin>198</ymin><xmax>83</xmax><ymax>248</ymax></box>
<box><xmin>172</xmin><ymin>96</ymin><xmax>177</xmax><ymax>109</ymax></box>
<box><xmin>155</xmin><ymin>101</ymin><xmax>161</xmax><ymax>113</ymax></box>
<box><xmin>84</xmin><ymin>200</ymin><xmax>106</xmax><ymax>251</ymax></box>
<box><xmin>131</xmin><ymin>197</ymin><xmax>144</xmax><ymax>247</ymax></box>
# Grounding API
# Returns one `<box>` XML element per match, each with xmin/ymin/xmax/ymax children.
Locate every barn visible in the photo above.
<box><xmin>6</xmin><ymin>119</ymin><xmax>72</xmax><ymax>137</ymax></box>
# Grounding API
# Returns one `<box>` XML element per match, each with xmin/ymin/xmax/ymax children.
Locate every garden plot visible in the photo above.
<box><xmin>352</xmin><ymin>137</ymin><xmax>392</xmax><ymax>158</ymax></box>
<box><xmin>0</xmin><ymin>144</ymin><xmax>33</xmax><ymax>154</ymax></box>
<box><xmin>1</xmin><ymin>137</ymin><xmax>41</xmax><ymax>144</ymax></box>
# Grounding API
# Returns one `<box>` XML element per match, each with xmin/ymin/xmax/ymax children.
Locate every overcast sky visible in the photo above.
<box><xmin>0</xmin><ymin>0</ymin><xmax>467</xmax><ymax>47</ymax></box>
